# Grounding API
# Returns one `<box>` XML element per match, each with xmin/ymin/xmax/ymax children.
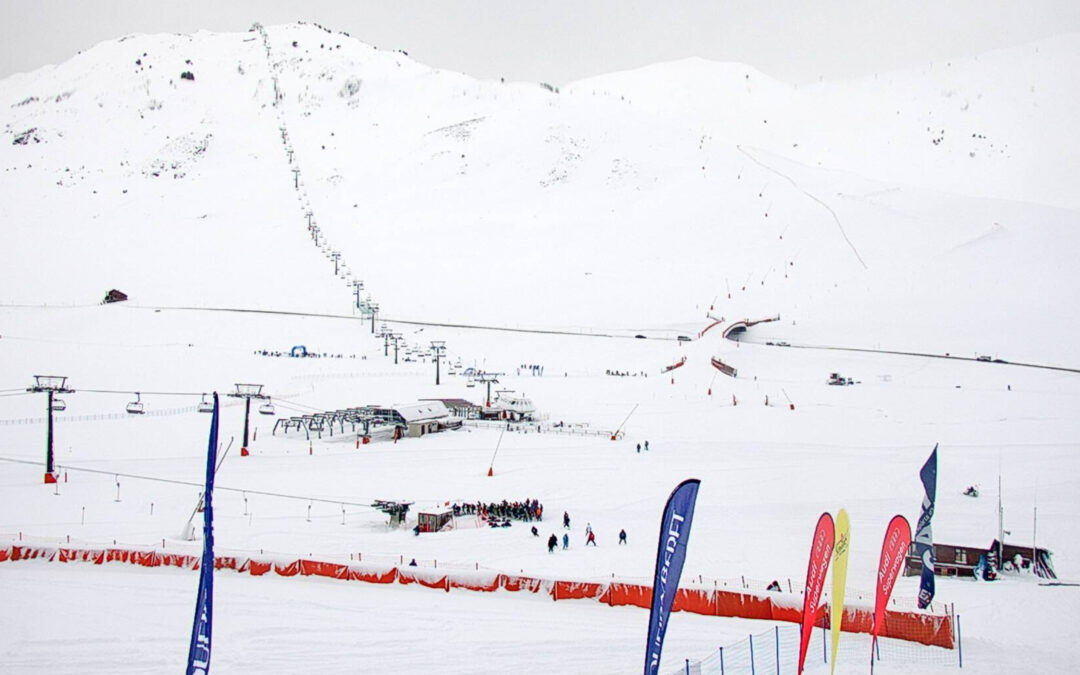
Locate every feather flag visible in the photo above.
<box><xmin>186</xmin><ymin>393</ymin><xmax>219</xmax><ymax>675</ymax></box>
<box><xmin>798</xmin><ymin>512</ymin><xmax>834</xmax><ymax>675</ymax></box>
<box><xmin>643</xmin><ymin>479</ymin><xmax>701</xmax><ymax>675</ymax></box>
<box><xmin>872</xmin><ymin>515</ymin><xmax>912</xmax><ymax>670</ymax></box>
<box><xmin>830</xmin><ymin>509</ymin><xmax>850</xmax><ymax>675</ymax></box>
<box><xmin>915</xmin><ymin>445</ymin><xmax>938</xmax><ymax>609</ymax></box>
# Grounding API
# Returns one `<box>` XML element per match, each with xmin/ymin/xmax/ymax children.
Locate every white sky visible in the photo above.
<box><xmin>2</xmin><ymin>0</ymin><xmax>1078</xmax><ymax>84</ymax></box>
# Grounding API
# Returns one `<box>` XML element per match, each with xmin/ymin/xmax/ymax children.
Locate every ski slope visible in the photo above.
<box><xmin>2</xmin><ymin>23</ymin><xmax>1079</xmax><ymax>674</ymax></box>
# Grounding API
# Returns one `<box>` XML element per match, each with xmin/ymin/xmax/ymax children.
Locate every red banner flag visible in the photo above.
<box><xmin>872</xmin><ymin>515</ymin><xmax>913</xmax><ymax>650</ymax></box>
<box><xmin>798</xmin><ymin>512</ymin><xmax>835</xmax><ymax>674</ymax></box>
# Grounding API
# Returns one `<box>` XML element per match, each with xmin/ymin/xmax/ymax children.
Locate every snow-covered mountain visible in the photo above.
<box><xmin>2</xmin><ymin>23</ymin><xmax>1079</xmax><ymax>674</ymax></box>
<box><xmin>3</xmin><ymin>24</ymin><xmax>1078</xmax><ymax>360</ymax></box>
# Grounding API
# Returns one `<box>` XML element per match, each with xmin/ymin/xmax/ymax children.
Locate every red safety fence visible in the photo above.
<box><xmin>1</xmin><ymin>545</ymin><xmax>953</xmax><ymax>648</ymax></box>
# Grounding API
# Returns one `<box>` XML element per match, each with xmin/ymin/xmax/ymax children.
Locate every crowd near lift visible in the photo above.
<box><xmin>198</xmin><ymin>394</ymin><xmax>214</xmax><ymax>414</ymax></box>
<box><xmin>126</xmin><ymin>392</ymin><xmax>145</xmax><ymax>415</ymax></box>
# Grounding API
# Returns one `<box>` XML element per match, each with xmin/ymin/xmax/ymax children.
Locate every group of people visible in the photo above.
<box><xmin>252</xmin><ymin>349</ymin><xmax>358</xmax><ymax>359</ymax></box>
<box><xmin>455</xmin><ymin>498</ymin><xmax>543</xmax><ymax>523</ymax></box>
<box><xmin>538</xmin><ymin>513</ymin><xmax>627</xmax><ymax>552</ymax></box>
<box><xmin>636</xmin><ymin>440</ymin><xmax>651</xmax><ymax>453</ymax></box>
<box><xmin>605</xmin><ymin>370</ymin><xmax>648</xmax><ymax>377</ymax></box>
<box><xmin>517</xmin><ymin>364</ymin><xmax>545</xmax><ymax>376</ymax></box>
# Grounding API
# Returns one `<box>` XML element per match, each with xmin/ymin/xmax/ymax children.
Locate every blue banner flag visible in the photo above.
<box><xmin>644</xmin><ymin>478</ymin><xmax>701</xmax><ymax>675</ymax></box>
<box><xmin>915</xmin><ymin>445</ymin><xmax>937</xmax><ymax>609</ymax></box>
<box><xmin>187</xmin><ymin>393</ymin><xmax>219</xmax><ymax>675</ymax></box>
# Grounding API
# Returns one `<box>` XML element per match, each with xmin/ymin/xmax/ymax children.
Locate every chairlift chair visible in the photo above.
<box><xmin>52</xmin><ymin>398</ymin><xmax>67</xmax><ymax>412</ymax></box>
<box><xmin>258</xmin><ymin>398</ymin><xmax>276</xmax><ymax>415</ymax></box>
<box><xmin>197</xmin><ymin>394</ymin><xmax>214</xmax><ymax>413</ymax></box>
<box><xmin>126</xmin><ymin>392</ymin><xmax>145</xmax><ymax>415</ymax></box>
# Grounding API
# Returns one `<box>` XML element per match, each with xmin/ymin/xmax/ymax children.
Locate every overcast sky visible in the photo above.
<box><xmin>2</xmin><ymin>1</ymin><xmax>1078</xmax><ymax>84</ymax></box>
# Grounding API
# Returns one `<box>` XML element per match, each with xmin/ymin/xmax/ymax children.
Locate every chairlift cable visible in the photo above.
<box><xmin>0</xmin><ymin>456</ymin><xmax>377</xmax><ymax>508</ymax></box>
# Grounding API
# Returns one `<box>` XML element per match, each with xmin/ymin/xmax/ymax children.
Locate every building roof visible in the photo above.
<box><xmin>394</xmin><ymin>400</ymin><xmax>449</xmax><ymax>423</ymax></box>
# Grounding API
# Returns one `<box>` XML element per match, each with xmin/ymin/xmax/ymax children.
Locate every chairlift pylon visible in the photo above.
<box><xmin>197</xmin><ymin>394</ymin><xmax>214</xmax><ymax>413</ymax></box>
<box><xmin>126</xmin><ymin>392</ymin><xmax>145</xmax><ymax>415</ymax></box>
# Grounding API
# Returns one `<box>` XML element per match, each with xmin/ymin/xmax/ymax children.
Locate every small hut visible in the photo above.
<box><xmin>417</xmin><ymin>506</ymin><xmax>454</xmax><ymax>533</ymax></box>
<box><xmin>103</xmin><ymin>289</ymin><xmax>128</xmax><ymax>304</ymax></box>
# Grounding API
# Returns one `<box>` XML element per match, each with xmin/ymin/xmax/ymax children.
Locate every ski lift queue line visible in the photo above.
<box><xmin>0</xmin><ymin>456</ymin><xmax>377</xmax><ymax>509</ymax></box>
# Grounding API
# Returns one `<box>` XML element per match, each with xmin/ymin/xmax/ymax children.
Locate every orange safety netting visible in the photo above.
<box><xmin>347</xmin><ymin>566</ymin><xmax>397</xmax><ymax>584</ymax></box>
<box><xmin>499</xmin><ymin>573</ymin><xmax>544</xmax><ymax>593</ymax></box>
<box><xmin>0</xmin><ymin>545</ymin><xmax>954</xmax><ymax>648</ymax></box>
<box><xmin>553</xmin><ymin>580</ymin><xmax>606</xmax><ymax>600</ymax></box>
<box><xmin>604</xmin><ymin>582</ymin><xmax>652</xmax><ymax>609</ymax></box>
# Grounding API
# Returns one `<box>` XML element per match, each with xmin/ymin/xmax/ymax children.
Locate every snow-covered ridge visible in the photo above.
<box><xmin>1</xmin><ymin>24</ymin><xmax>1078</xmax><ymax>363</ymax></box>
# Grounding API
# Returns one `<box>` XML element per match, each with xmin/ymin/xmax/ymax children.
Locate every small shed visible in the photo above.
<box><xmin>103</xmin><ymin>289</ymin><xmax>128</xmax><ymax>304</ymax></box>
<box><xmin>395</xmin><ymin>401</ymin><xmax>449</xmax><ymax>437</ymax></box>
<box><xmin>417</xmin><ymin>506</ymin><xmax>454</xmax><ymax>533</ymax></box>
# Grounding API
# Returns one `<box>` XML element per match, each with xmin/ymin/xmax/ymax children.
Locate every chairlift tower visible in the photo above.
<box><xmin>430</xmin><ymin>341</ymin><xmax>446</xmax><ymax>385</ymax></box>
<box><xmin>27</xmin><ymin>375</ymin><xmax>74</xmax><ymax>483</ymax></box>
<box><xmin>368</xmin><ymin>303</ymin><xmax>379</xmax><ymax>334</ymax></box>
<box><xmin>377</xmin><ymin>327</ymin><xmax>392</xmax><ymax>357</ymax></box>
<box><xmin>330</xmin><ymin>251</ymin><xmax>342</xmax><ymax>276</ymax></box>
<box><xmin>476</xmin><ymin>372</ymin><xmax>503</xmax><ymax>406</ymax></box>
<box><xmin>353</xmin><ymin>280</ymin><xmax>365</xmax><ymax>312</ymax></box>
<box><xmin>392</xmin><ymin>334</ymin><xmax>404</xmax><ymax>364</ymax></box>
<box><xmin>228</xmin><ymin>383</ymin><xmax>268</xmax><ymax>457</ymax></box>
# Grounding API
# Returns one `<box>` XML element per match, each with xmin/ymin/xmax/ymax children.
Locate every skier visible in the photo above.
<box><xmin>562</xmin><ymin>533</ymin><xmax>569</xmax><ymax>550</ymax></box>
<box><xmin>547</xmin><ymin>533</ymin><xmax>558</xmax><ymax>553</ymax></box>
<box><xmin>644</xmin><ymin>440</ymin><xmax>650</xmax><ymax>451</ymax></box>
<box><xmin>636</xmin><ymin>443</ymin><xmax>641</xmax><ymax>453</ymax></box>
<box><xmin>618</xmin><ymin>529</ymin><xmax>627</xmax><ymax>545</ymax></box>
<box><xmin>408</xmin><ymin>558</ymin><xmax>418</xmax><ymax>567</ymax></box>
<box><xmin>586</xmin><ymin>530</ymin><xmax>597</xmax><ymax>546</ymax></box>
<box><xmin>531</xmin><ymin>525</ymin><xmax>539</xmax><ymax>537</ymax></box>
<box><xmin>563</xmin><ymin>511</ymin><xmax>571</xmax><ymax>529</ymax></box>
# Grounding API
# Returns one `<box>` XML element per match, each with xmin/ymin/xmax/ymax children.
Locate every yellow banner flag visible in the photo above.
<box><xmin>830</xmin><ymin>509</ymin><xmax>851</xmax><ymax>675</ymax></box>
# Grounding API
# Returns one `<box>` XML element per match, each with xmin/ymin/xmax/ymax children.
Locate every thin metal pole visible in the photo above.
<box><xmin>749</xmin><ymin>634</ymin><xmax>755</xmax><ymax>675</ymax></box>
<box><xmin>719</xmin><ymin>646</ymin><xmax>724</xmax><ymax>675</ymax></box>
<box><xmin>775</xmin><ymin>625</ymin><xmax>780</xmax><ymax>675</ymax></box>
<box><xmin>957</xmin><ymin>614</ymin><xmax>963</xmax><ymax>668</ymax></box>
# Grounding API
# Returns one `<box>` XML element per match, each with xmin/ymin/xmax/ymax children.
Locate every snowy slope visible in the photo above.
<box><xmin>2</xmin><ymin>23</ymin><xmax>1080</xmax><ymax>675</ymax></box>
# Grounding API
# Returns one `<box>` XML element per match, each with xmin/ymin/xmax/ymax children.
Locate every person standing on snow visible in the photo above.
<box><xmin>562</xmin><ymin>533</ymin><xmax>569</xmax><ymax>549</ymax></box>
<box><xmin>586</xmin><ymin>530</ymin><xmax>597</xmax><ymax>546</ymax></box>
<box><xmin>563</xmin><ymin>511</ymin><xmax>571</xmax><ymax>529</ymax></box>
<box><xmin>619</xmin><ymin>529</ymin><xmax>627</xmax><ymax>545</ymax></box>
<box><xmin>644</xmin><ymin>440</ymin><xmax>650</xmax><ymax>451</ymax></box>
<box><xmin>548</xmin><ymin>533</ymin><xmax>558</xmax><ymax>553</ymax></box>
